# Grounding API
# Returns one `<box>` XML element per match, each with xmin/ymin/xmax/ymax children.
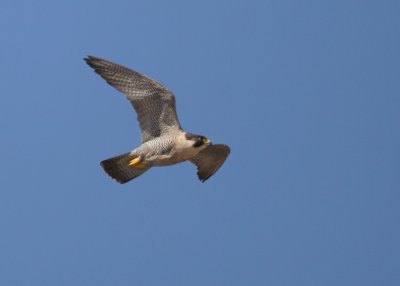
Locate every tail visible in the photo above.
<box><xmin>100</xmin><ymin>153</ymin><xmax>151</xmax><ymax>184</ymax></box>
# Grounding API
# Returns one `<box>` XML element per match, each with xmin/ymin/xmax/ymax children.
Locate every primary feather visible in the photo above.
<box><xmin>85</xmin><ymin>56</ymin><xmax>181</xmax><ymax>143</ymax></box>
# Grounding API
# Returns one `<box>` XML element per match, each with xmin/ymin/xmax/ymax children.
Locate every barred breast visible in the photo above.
<box><xmin>131</xmin><ymin>132</ymin><xmax>205</xmax><ymax>166</ymax></box>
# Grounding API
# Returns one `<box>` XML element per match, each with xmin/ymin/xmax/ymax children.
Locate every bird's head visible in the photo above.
<box><xmin>185</xmin><ymin>133</ymin><xmax>212</xmax><ymax>148</ymax></box>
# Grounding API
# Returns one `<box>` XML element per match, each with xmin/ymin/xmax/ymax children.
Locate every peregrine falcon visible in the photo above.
<box><xmin>85</xmin><ymin>56</ymin><xmax>230</xmax><ymax>183</ymax></box>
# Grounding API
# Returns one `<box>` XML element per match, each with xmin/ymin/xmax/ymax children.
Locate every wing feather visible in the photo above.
<box><xmin>190</xmin><ymin>144</ymin><xmax>230</xmax><ymax>182</ymax></box>
<box><xmin>85</xmin><ymin>56</ymin><xmax>181</xmax><ymax>142</ymax></box>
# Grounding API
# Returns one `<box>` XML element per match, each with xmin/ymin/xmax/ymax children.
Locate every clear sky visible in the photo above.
<box><xmin>1</xmin><ymin>0</ymin><xmax>399</xmax><ymax>285</ymax></box>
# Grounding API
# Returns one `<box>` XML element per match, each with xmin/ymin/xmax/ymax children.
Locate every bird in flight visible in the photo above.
<box><xmin>85</xmin><ymin>56</ymin><xmax>230</xmax><ymax>183</ymax></box>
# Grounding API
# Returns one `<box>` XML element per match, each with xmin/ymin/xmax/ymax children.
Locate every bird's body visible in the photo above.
<box><xmin>85</xmin><ymin>56</ymin><xmax>230</xmax><ymax>184</ymax></box>
<box><xmin>131</xmin><ymin>132</ymin><xmax>207</xmax><ymax>166</ymax></box>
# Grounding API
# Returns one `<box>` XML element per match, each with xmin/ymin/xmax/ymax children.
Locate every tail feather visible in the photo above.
<box><xmin>100</xmin><ymin>153</ymin><xmax>150</xmax><ymax>184</ymax></box>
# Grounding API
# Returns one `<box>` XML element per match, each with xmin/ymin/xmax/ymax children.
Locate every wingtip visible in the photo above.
<box><xmin>83</xmin><ymin>55</ymin><xmax>93</xmax><ymax>62</ymax></box>
<box><xmin>197</xmin><ymin>173</ymin><xmax>209</xmax><ymax>183</ymax></box>
<box><xmin>83</xmin><ymin>55</ymin><xmax>94</xmax><ymax>67</ymax></box>
<box><xmin>193</xmin><ymin>144</ymin><xmax>231</xmax><ymax>183</ymax></box>
<box><xmin>84</xmin><ymin>55</ymin><xmax>104</xmax><ymax>67</ymax></box>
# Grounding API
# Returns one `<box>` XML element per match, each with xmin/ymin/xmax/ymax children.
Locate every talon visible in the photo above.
<box><xmin>128</xmin><ymin>157</ymin><xmax>140</xmax><ymax>166</ymax></box>
<box><xmin>128</xmin><ymin>157</ymin><xmax>147</xmax><ymax>169</ymax></box>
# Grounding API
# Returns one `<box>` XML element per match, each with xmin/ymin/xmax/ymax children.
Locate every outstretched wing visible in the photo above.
<box><xmin>190</xmin><ymin>144</ymin><xmax>230</xmax><ymax>182</ymax></box>
<box><xmin>85</xmin><ymin>56</ymin><xmax>181</xmax><ymax>143</ymax></box>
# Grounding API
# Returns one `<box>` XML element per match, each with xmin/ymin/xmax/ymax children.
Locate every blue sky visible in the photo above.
<box><xmin>1</xmin><ymin>0</ymin><xmax>399</xmax><ymax>285</ymax></box>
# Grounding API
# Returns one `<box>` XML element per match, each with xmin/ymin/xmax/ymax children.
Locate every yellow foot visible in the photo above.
<box><xmin>128</xmin><ymin>157</ymin><xmax>147</xmax><ymax>169</ymax></box>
